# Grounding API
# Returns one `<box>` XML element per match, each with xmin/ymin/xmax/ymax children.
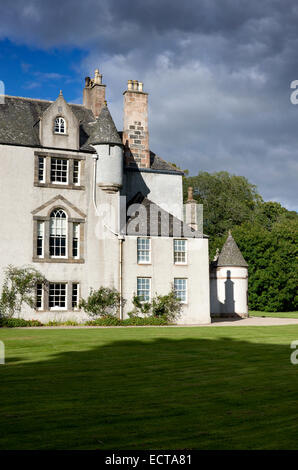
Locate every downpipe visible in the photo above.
<box><xmin>92</xmin><ymin>153</ymin><xmax>125</xmax><ymax>320</ymax></box>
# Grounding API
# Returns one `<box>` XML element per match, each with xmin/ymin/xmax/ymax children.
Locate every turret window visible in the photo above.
<box><xmin>54</xmin><ymin>117</ymin><xmax>66</xmax><ymax>134</ymax></box>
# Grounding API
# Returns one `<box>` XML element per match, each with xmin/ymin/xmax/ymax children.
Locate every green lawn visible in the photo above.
<box><xmin>250</xmin><ymin>311</ymin><xmax>298</xmax><ymax>319</ymax></box>
<box><xmin>1</xmin><ymin>326</ymin><xmax>298</xmax><ymax>450</ymax></box>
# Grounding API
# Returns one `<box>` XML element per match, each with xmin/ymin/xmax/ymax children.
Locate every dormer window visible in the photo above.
<box><xmin>54</xmin><ymin>117</ymin><xmax>66</xmax><ymax>134</ymax></box>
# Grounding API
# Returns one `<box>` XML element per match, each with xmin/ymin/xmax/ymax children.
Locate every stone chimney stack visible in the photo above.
<box><xmin>123</xmin><ymin>80</ymin><xmax>150</xmax><ymax>168</ymax></box>
<box><xmin>185</xmin><ymin>186</ymin><xmax>198</xmax><ymax>231</ymax></box>
<box><xmin>83</xmin><ymin>69</ymin><xmax>106</xmax><ymax>118</ymax></box>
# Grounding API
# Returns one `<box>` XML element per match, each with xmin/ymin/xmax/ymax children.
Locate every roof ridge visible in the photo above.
<box><xmin>3</xmin><ymin>95</ymin><xmax>54</xmax><ymax>103</ymax></box>
<box><xmin>3</xmin><ymin>95</ymin><xmax>86</xmax><ymax>108</ymax></box>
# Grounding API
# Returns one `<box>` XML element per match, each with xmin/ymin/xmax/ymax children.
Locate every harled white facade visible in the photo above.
<box><xmin>0</xmin><ymin>72</ymin><xmax>212</xmax><ymax>324</ymax></box>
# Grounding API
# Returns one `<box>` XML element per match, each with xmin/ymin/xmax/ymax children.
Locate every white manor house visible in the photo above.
<box><xmin>0</xmin><ymin>70</ymin><xmax>248</xmax><ymax>324</ymax></box>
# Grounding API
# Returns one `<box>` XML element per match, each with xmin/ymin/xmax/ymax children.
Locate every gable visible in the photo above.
<box><xmin>32</xmin><ymin>194</ymin><xmax>86</xmax><ymax>220</ymax></box>
<box><xmin>39</xmin><ymin>93</ymin><xmax>80</xmax><ymax>150</ymax></box>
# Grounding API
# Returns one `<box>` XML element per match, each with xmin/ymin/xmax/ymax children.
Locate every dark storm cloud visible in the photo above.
<box><xmin>0</xmin><ymin>0</ymin><xmax>297</xmax><ymax>209</ymax></box>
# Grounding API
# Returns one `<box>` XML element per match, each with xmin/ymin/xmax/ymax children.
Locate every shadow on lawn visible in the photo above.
<box><xmin>1</xmin><ymin>334</ymin><xmax>298</xmax><ymax>450</ymax></box>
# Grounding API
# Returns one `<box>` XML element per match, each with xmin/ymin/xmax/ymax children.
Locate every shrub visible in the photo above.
<box><xmin>122</xmin><ymin>316</ymin><xmax>168</xmax><ymax>326</ymax></box>
<box><xmin>85</xmin><ymin>317</ymin><xmax>122</xmax><ymax>326</ymax></box>
<box><xmin>45</xmin><ymin>320</ymin><xmax>79</xmax><ymax>326</ymax></box>
<box><xmin>128</xmin><ymin>295</ymin><xmax>151</xmax><ymax>317</ymax></box>
<box><xmin>85</xmin><ymin>316</ymin><xmax>168</xmax><ymax>326</ymax></box>
<box><xmin>0</xmin><ymin>317</ymin><xmax>43</xmax><ymax>328</ymax></box>
<box><xmin>0</xmin><ymin>265</ymin><xmax>46</xmax><ymax>318</ymax></box>
<box><xmin>79</xmin><ymin>287</ymin><xmax>124</xmax><ymax>318</ymax></box>
<box><xmin>129</xmin><ymin>290</ymin><xmax>181</xmax><ymax>322</ymax></box>
<box><xmin>152</xmin><ymin>290</ymin><xmax>182</xmax><ymax>321</ymax></box>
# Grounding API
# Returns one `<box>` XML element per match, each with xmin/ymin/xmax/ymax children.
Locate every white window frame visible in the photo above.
<box><xmin>37</xmin><ymin>221</ymin><xmax>44</xmax><ymax>258</ymax></box>
<box><xmin>49</xmin><ymin>209</ymin><xmax>68</xmax><ymax>259</ymax></box>
<box><xmin>72</xmin><ymin>223</ymin><xmax>80</xmax><ymax>259</ymax></box>
<box><xmin>137</xmin><ymin>277</ymin><xmax>151</xmax><ymax>303</ymax></box>
<box><xmin>50</xmin><ymin>157</ymin><xmax>69</xmax><ymax>184</ymax></box>
<box><xmin>174</xmin><ymin>278</ymin><xmax>188</xmax><ymax>304</ymax></box>
<box><xmin>137</xmin><ymin>237</ymin><xmax>151</xmax><ymax>264</ymax></box>
<box><xmin>49</xmin><ymin>283</ymin><xmax>68</xmax><ymax>311</ymax></box>
<box><xmin>38</xmin><ymin>156</ymin><xmax>45</xmax><ymax>183</ymax></box>
<box><xmin>73</xmin><ymin>160</ymin><xmax>80</xmax><ymax>185</ymax></box>
<box><xmin>54</xmin><ymin>117</ymin><xmax>66</xmax><ymax>134</ymax></box>
<box><xmin>36</xmin><ymin>283</ymin><xmax>44</xmax><ymax>310</ymax></box>
<box><xmin>72</xmin><ymin>283</ymin><xmax>80</xmax><ymax>310</ymax></box>
<box><xmin>173</xmin><ymin>239</ymin><xmax>187</xmax><ymax>265</ymax></box>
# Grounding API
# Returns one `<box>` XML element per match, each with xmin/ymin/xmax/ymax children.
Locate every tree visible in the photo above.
<box><xmin>0</xmin><ymin>265</ymin><xmax>46</xmax><ymax>318</ymax></box>
<box><xmin>183</xmin><ymin>171</ymin><xmax>262</xmax><ymax>240</ymax></box>
<box><xmin>184</xmin><ymin>170</ymin><xmax>297</xmax><ymax>311</ymax></box>
<box><xmin>233</xmin><ymin>218</ymin><xmax>298</xmax><ymax>311</ymax></box>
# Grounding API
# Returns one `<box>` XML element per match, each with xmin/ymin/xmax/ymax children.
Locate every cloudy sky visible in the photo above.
<box><xmin>0</xmin><ymin>0</ymin><xmax>297</xmax><ymax>210</ymax></box>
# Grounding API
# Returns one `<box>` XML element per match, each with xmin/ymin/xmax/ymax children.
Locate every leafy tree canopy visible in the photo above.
<box><xmin>183</xmin><ymin>171</ymin><xmax>298</xmax><ymax>311</ymax></box>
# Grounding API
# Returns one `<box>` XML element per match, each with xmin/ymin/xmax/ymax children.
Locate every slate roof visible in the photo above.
<box><xmin>216</xmin><ymin>231</ymin><xmax>248</xmax><ymax>267</ymax></box>
<box><xmin>87</xmin><ymin>104</ymin><xmax>122</xmax><ymax>146</ymax></box>
<box><xmin>0</xmin><ymin>95</ymin><xmax>183</xmax><ymax>173</ymax></box>
<box><xmin>0</xmin><ymin>96</ymin><xmax>95</xmax><ymax>150</ymax></box>
<box><xmin>150</xmin><ymin>152</ymin><xmax>184</xmax><ymax>174</ymax></box>
<box><xmin>125</xmin><ymin>192</ymin><xmax>208</xmax><ymax>238</ymax></box>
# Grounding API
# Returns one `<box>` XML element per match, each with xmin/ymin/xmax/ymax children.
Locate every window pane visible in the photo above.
<box><xmin>73</xmin><ymin>223</ymin><xmax>79</xmax><ymax>258</ymax></box>
<box><xmin>50</xmin><ymin>158</ymin><xmax>68</xmax><ymax>183</ymax></box>
<box><xmin>174</xmin><ymin>278</ymin><xmax>187</xmax><ymax>302</ymax></box>
<box><xmin>73</xmin><ymin>160</ymin><xmax>80</xmax><ymax>184</ymax></box>
<box><xmin>174</xmin><ymin>239</ymin><xmax>186</xmax><ymax>263</ymax></box>
<box><xmin>50</xmin><ymin>209</ymin><xmax>67</xmax><ymax>257</ymax></box>
<box><xmin>49</xmin><ymin>283</ymin><xmax>67</xmax><ymax>308</ymax></box>
<box><xmin>54</xmin><ymin>117</ymin><xmax>66</xmax><ymax>134</ymax></box>
<box><xmin>137</xmin><ymin>277</ymin><xmax>151</xmax><ymax>302</ymax></box>
<box><xmin>36</xmin><ymin>283</ymin><xmax>43</xmax><ymax>309</ymax></box>
<box><xmin>37</xmin><ymin>221</ymin><xmax>44</xmax><ymax>257</ymax></box>
<box><xmin>72</xmin><ymin>283</ymin><xmax>79</xmax><ymax>308</ymax></box>
<box><xmin>38</xmin><ymin>157</ymin><xmax>45</xmax><ymax>182</ymax></box>
<box><xmin>137</xmin><ymin>238</ymin><xmax>150</xmax><ymax>263</ymax></box>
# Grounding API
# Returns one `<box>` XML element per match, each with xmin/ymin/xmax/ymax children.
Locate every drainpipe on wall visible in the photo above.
<box><xmin>92</xmin><ymin>155</ymin><xmax>98</xmax><ymax>212</ymax></box>
<box><xmin>118</xmin><ymin>235</ymin><xmax>124</xmax><ymax>320</ymax></box>
<box><xmin>92</xmin><ymin>152</ymin><xmax>125</xmax><ymax>319</ymax></box>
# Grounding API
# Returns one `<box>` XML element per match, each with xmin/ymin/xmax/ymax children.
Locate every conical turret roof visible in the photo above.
<box><xmin>88</xmin><ymin>104</ymin><xmax>122</xmax><ymax>146</ymax></box>
<box><xmin>217</xmin><ymin>231</ymin><xmax>248</xmax><ymax>267</ymax></box>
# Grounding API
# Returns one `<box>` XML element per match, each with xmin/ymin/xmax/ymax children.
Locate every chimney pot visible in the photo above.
<box><xmin>94</xmin><ymin>69</ymin><xmax>102</xmax><ymax>85</ymax></box>
<box><xmin>187</xmin><ymin>186</ymin><xmax>194</xmax><ymax>202</ymax></box>
<box><xmin>138</xmin><ymin>81</ymin><xmax>143</xmax><ymax>92</ymax></box>
<box><xmin>185</xmin><ymin>186</ymin><xmax>199</xmax><ymax>230</ymax></box>
<box><xmin>128</xmin><ymin>80</ymin><xmax>133</xmax><ymax>90</ymax></box>
<box><xmin>133</xmin><ymin>80</ymin><xmax>138</xmax><ymax>91</ymax></box>
<box><xmin>83</xmin><ymin>68</ymin><xmax>106</xmax><ymax>117</ymax></box>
